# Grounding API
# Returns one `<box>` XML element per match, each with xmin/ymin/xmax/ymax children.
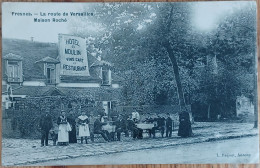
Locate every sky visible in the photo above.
<box><xmin>191</xmin><ymin>1</ymin><xmax>253</xmax><ymax>32</ymax></box>
<box><xmin>3</xmin><ymin>3</ymin><xmax>86</xmax><ymax>42</ymax></box>
<box><xmin>2</xmin><ymin>1</ymin><xmax>255</xmax><ymax>43</ymax></box>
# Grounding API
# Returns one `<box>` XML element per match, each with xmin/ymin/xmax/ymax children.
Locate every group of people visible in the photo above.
<box><xmin>118</xmin><ymin>110</ymin><xmax>192</xmax><ymax>139</ymax></box>
<box><xmin>143</xmin><ymin>113</ymin><xmax>174</xmax><ymax>138</ymax></box>
<box><xmin>40</xmin><ymin>110</ymin><xmax>113</xmax><ymax>146</ymax></box>
<box><xmin>39</xmin><ymin>109</ymin><xmax>192</xmax><ymax>147</ymax></box>
<box><xmin>39</xmin><ymin>110</ymin><xmax>90</xmax><ymax>146</ymax></box>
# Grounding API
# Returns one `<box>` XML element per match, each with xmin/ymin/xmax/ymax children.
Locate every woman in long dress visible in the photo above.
<box><xmin>78</xmin><ymin>111</ymin><xmax>90</xmax><ymax>144</ymax></box>
<box><xmin>57</xmin><ymin>111</ymin><xmax>69</xmax><ymax>146</ymax></box>
<box><xmin>178</xmin><ymin>111</ymin><xmax>192</xmax><ymax>137</ymax></box>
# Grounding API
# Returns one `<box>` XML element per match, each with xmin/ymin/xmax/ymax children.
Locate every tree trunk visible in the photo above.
<box><xmin>163</xmin><ymin>6</ymin><xmax>186</xmax><ymax>110</ymax></box>
<box><xmin>165</xmin><ymin>41</ymin><xmax>186</xmax><ymax>108</ymax></box>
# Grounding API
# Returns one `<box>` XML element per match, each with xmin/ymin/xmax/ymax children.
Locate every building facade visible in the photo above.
<box><xmin>2</xmin><ymin>35</ymin><xmax>122</xmax><ymax>115</ymax></box>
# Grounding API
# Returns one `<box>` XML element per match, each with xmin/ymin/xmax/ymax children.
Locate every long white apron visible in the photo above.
<box><xmin>58</xmin><ymin>124</ymin><xmax>69</xmax><ymax>142</ymax></box>
<box><xmin>78</xmin><ymin>124</ymin><xmax>90</xmax><ymax>137</ymax></box>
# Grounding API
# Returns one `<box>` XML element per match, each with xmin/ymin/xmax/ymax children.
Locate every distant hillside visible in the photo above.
<box><xmin>2</xmin><ymin>38</ymin><xmax>58</xmax><ymax>79</ymax></box>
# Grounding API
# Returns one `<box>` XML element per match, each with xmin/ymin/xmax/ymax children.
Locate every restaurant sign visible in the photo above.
<box><xmin>58</xmin><ymin>34</ymin><xmax>90</xmax><ymax>76</ymax></box>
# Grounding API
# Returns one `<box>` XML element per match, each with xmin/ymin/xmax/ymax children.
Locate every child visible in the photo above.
<box><xmin>50</xmin><ymin>122</ymin><xmax>59</xmax><ymax>146</ymax></box>
<box><xmin>78</xmin><ymin>112</ymin><xmax>90</xmax><ymax>144</ymax></box>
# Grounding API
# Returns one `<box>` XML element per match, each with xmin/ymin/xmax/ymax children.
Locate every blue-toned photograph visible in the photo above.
<box><xmin>1</xmin><ymin>2</ymin><xmax>258</xmax><ymax>166</ymax></box>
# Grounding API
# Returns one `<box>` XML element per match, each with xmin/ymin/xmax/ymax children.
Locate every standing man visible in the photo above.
<box><xmin>39</xmin><ymin>111</ymin><xmax>53</xmax><ymax>147</ymax></box>
<box><xmin>67</xmin><ymin>111</ymin><xmax>77</xmax><ymax>143</ymax></box>
<box><xmin>166</xmin><ymin>113</ymin><xmax>174</xmax><ymax>137</ymax></box>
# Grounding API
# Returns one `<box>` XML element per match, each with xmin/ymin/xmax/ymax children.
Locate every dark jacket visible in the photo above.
<box><xmin>156</xmin><ymin>117</ymin><xmax>166</xmax><ymax>127</ymax></box>
<box><xmin>127</xmin><ymin>119</ymin><xmax>137</xmax><ymax>131</ymax></box>
<box><xmin>94</xmin><ymin>119</ymin><xmax>106</xmax><ymax>132</ymax></box>
<box><xmin>67</xmin><ymin>116</ymin><xmax>77</xmax><ymax>143</ymax></box>
<box><xmin>67</xmin><ymin>116</ymin><xmax>76</xmax><ymax>127</ymax></box>
<box><xmin>39</xmin><ymin>114</ymin><xmax>53</xmax><ymax>131</ymax></box>
<box><xmin>166</xmin><ymin>117</ymin><xmax>173</xmax><ymax>128</ymax></box>
<box><xmin>115</xmin><ymin>118</ymin><xmax>127</xmax><ymax>130</ymax></box>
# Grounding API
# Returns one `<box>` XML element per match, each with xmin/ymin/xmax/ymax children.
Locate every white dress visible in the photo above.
<box><xmin>78</xmin><ymin>115</ymin><xmax>90</xmax><ymax>137</ymax></box>
<box><xmin>57</xmin><ymin>116</ymin><xmax>69</xmax><ymax>143</ymax></box>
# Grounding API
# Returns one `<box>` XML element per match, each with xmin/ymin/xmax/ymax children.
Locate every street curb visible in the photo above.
<box><xmin>10</xmin><ymin>133</ymin><xmax>258</xmax><ymax>166</ymax></box>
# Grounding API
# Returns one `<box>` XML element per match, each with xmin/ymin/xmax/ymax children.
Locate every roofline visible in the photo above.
<box><xmin>58</xmin><ymin>33</ymin><xmax>87</xmax><ymax>40</ymax></box>
<box><xmin>35</xmin><ymin>60</ymin><xmax>60</xmax><ymax>64</ymax></box>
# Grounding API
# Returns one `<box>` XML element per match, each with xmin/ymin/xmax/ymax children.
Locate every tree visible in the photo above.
<box><xmin>191</xmin><ymin>3</ymin><xmax>257</xmax><ymax>122</ymax></box>
<box><xmin>68</xmin><ymin>3</ymin><xmax>257</xmax><ymax>124</ymax></box>
<box><xmin>137</xmin><ymin>3</ymin><xmax>195</xmax><ymax>109</ymax></box>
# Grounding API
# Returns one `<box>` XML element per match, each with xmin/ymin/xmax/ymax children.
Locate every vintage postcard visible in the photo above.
<box><xmin>1</xmin><ymin>1</ymin><xmax>259</xmax><ymax>166</ymax></box>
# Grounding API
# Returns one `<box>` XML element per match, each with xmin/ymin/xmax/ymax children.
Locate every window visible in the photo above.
<box><xmin>101</xmin><ymin>67</ymin><xmax>111</xmax><ymax>86</ymax></box>
<box><xmin>45</xmin><ymin>63</ymin><xmax>56</xmax><ymax>84</ymax></box>
<box><xmin>46</xmin><ymin>67</ymin><xmax>55</xmax><ymax>84</ymax></box>
<box><xmin>7</xmin><ymin>61</ymin><xmax>22</xmax><ymax>82</ymax></box>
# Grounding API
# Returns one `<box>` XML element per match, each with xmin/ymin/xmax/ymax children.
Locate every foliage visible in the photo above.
<box><xmin>68</xmin><ymin>3</ymin><xmax>257</xmax><ymax>120</ymax></box>
<box><xmin>9</xmin><ymin>96</ymin><xmax>104</xmax><ymax>138</ymax></box>
<box><xmin>190</xmin><ymin>4</ymin><xmax>257</xmax><ymax>118</ymax></box>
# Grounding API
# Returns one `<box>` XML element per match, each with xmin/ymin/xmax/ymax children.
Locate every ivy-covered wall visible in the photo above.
<box><xmin>3</xmin><ymin>96</ymin><xmax>106</xmax><ymax>138</ymax></box>
<box><xmin>3</xmin><ymin>95</ymin><xmax>190</xmax><ymax>138</ymax></box>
